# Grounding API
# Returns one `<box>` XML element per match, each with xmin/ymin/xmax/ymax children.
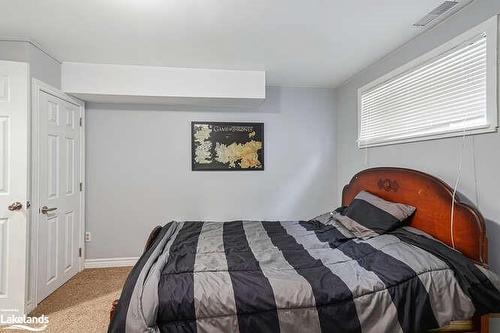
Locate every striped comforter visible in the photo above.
<box><xmin>108</xmin><ymin>220</ymin><xmax>500</xmax><ymax>333</ymax></box>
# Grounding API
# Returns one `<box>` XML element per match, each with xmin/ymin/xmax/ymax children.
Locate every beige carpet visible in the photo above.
<box><xmin>1</xmin><ymin>267</ymin><xmax>131</xmax><ymax>333</ymax></box>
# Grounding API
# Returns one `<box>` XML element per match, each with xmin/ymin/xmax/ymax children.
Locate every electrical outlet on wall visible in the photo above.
<box><xmin>85</xmin><ymin>232</ymin><xmax>91</xmax><ymax>242</ymax></box>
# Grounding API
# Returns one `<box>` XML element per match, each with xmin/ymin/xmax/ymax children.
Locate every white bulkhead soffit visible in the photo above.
<box><xmin>61</xmin><ymin>62</ymin><xmax>266</xmax><ymax>107</ymax></box>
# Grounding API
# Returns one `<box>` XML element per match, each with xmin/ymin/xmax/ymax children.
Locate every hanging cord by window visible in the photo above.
<box><xmin>363</xmin><ymin>98</ymin><xmax>370</xmax><ymax>167</ymax></box>
<box><xmin>450</xmin><ymin>39</ymin><xmax>479</xmax><ymax>248</ymax></box>
<box><xmin>450</xmin><ymin>45</ymin><xmax>474</xmax><ymax>249</ymax></box>
<box><xmin>450</xmin><ymin>131</ymin><xmax>467</xmax><ymax>249</ymax></box>
<box><xmin>471</xmin><ymin>135</ymin><xmax>480</xmax><ymax>209</ymax></box>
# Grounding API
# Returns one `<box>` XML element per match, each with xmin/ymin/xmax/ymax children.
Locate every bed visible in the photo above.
<box><xmin>108</xmin><ymin>167</ymin><xmax>500</xmax><ymax>333</ymax></box>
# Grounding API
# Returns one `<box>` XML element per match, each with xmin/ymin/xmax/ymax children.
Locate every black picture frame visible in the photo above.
<box><xmin>191</xmin><ymin>121</ymin><xmax>264</xmax><ymax>171</ymax></box>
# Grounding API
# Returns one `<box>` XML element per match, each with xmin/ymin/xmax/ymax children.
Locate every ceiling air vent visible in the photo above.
<box><xmin>413</xmin><ymin>1</ymin><xmax>458</xmax><ymax>27</ymax></box>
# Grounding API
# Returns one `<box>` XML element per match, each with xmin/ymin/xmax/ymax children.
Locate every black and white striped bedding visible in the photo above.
<box><xmin>108</xmin><ymin>220</ymin><xmax>500</xmax><ymax>333</ymax></box>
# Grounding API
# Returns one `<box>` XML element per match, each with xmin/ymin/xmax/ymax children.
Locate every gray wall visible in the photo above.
<box><xmin>334</xmin><ymin>1</ymin><xmax>500</xmax><ymax>329</ymax></box>
<box><xmin>0</xmin><ymin>40</ymin><xmax>61</xmax><ymax>88</ymax></box>
<box><xmin>85</xmin><ymin>87</ymin><xmax>337</xmax><ymax>259</ymax></box>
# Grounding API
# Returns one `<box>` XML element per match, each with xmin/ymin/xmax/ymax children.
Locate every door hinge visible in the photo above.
<box><xmin>80</xmin><ymin>182</ymin><xmax>83</xmax><ymax>191</ymax></box>
<box><xmin>79</xmin><ymin>117</ymin><xmax>83</xmax><ymax>127</ymax></box>
<box><xmin>26</xmin><ymin>201</ymin><xmax>31</xmax><ymax>209</ymax></box>
<box><xmin>79</xmin><ymin>247</ymin><xmax>82</xmax><ymax>257</ymax></box>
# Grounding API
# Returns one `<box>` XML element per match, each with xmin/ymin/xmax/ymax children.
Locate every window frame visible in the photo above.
<box><xmin>357</xmin><ymin>15</ymin><xmax>498</xmax><ymax>148</ymax></box>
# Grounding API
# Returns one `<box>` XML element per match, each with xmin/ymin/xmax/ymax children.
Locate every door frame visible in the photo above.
<box><xmin>28</xmin><ymin>79</ymin><xmax>85</xmax><ymax>312</ymax></box>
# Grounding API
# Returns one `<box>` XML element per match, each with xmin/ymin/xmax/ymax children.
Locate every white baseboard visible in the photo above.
<box><xmin>84</xmin><ymin>257</ymin><xmax>139</xmax><ymax>269</ymax></box>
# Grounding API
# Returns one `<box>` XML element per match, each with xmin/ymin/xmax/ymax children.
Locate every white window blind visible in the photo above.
<box><xmin>358</xmin><ymin>23</ymin><xmax>497</xmax><ymax>148</ymax></box>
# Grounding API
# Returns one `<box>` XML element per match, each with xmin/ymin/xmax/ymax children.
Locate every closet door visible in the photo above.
<box><xmin>0</xmin><ymin>60</ymin><xmax>29</xmax><ymax>314</ymax></box>
<box><xmin>37</xmin><ymin>91</ymin><xmax>81</xmax><ymax>303</ymax></box>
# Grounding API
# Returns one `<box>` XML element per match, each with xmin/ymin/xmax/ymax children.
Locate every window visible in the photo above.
<box><xmin>358</xmin><ymin>16</ymin><xmax>498</xmax><ymax>148</ymax></box>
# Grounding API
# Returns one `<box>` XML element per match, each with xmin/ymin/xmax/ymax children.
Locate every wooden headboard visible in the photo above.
<box><xmin>342</xmin><ymin>167</ymin><xmax>487</xmax><ymax>265</ymax></box>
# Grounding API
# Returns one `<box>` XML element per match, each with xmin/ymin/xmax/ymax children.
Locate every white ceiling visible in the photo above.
<box><xmin>0</xmin><ymin>0</ymin><xmax>456</xmax><ymax>87</ymax></box>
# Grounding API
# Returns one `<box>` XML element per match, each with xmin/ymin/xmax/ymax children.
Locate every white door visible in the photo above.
<box><xmin>37</xmin><ymin>90</ymin><xmax>81</xmax><ymax>302</ymax></box>
<box><xmin>0</xmin><ymin>61</ymin><xmax>29</xmax><ymax>314</ymax></box>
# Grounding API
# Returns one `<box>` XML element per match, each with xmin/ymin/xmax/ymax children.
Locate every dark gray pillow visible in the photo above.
<box><xmin>334</xmin><ymin>191</ymin><xmax>415</xmax><ymax>239</ymax></box>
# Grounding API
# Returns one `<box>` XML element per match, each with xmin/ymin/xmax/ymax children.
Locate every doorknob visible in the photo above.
<box><xmin>8</xmin><ymin>202</ymin><xmax>23</xmax><ymax>211</ymax></box>
<box><xmin>40</xmin><ymin>206</ymin><xmax>57</xmax><ymax>214</ymax></box>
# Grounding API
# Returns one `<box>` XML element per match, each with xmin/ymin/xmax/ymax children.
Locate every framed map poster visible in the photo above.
<box><xmin>191</xmin><ymin>122</ymin><xmax>264</xmax><ymax>171</ymax></box>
